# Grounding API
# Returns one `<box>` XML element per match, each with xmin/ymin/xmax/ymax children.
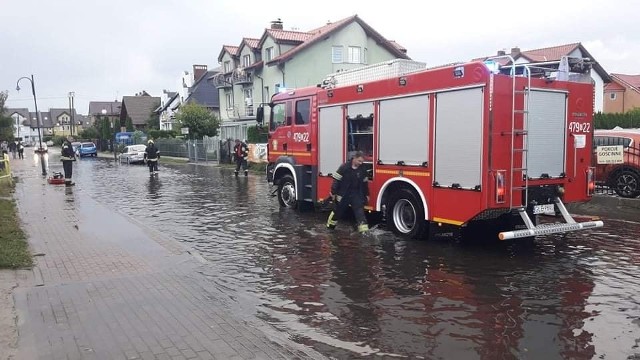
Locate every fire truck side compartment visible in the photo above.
<box><xmin>434</xmin><ymin>87</ymin><xmax>484</xmax><ymax>189</ymax></box>
<box><xmin>318</xmin><ymin>105</ymin><xmax>343</xmax><ymax>176</ymax></box>
<box><xmin>378</xmin><ymin>94</ymin><xmax>430</xmax><ymax>166</ymax></box>
<box><xmin>526</xmin><ymin>90</ymin><xmax>568</xmax><ymax>179</ymax></box>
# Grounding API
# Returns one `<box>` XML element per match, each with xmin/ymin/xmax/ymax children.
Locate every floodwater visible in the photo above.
<box><xmin>65</xmin><ymin>157</ymin><xmax>639</xmax><ymax>359</ymax></box>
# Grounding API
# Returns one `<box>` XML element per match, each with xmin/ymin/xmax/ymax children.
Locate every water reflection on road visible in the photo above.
<box><xmin>71</xmin><ymin>158</ymin><xmax>640</xmax><ymax>359</ymax></box>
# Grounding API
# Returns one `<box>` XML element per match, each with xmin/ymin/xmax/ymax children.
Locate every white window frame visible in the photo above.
<box><xmin>610</xmin><ymin>92</ymin><xmax>617</xmax><ymax>100</ymax></box>
<box><xmin>348</xmin><ymin>46</ymin><xmax>361</xmax><ymax>64</ymax></box>
<box><xmin>243</xmin><ymin>54</ymin><xmax>251</xmax><ymax>67</ymax></box>
<box><xmin>266</xmin><ymin>47</ymin><xmax>273</xmax><ymax>61</ymax></box>
<box><xmin>224</xmin><ymin>61</ymin><xmax>231</xmax><ymax>73</ymax></box>
<box><xmin>332</xmin><ymin>46</ymin><xmax>343</xmax><ymax>63</ymax></box>
<box><xmin>363</xmin><ymin>48</ymin><xmax>368</xmax><ymax>64</ymax></box>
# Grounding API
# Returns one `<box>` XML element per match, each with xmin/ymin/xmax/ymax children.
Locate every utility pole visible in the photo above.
<box><xmin>68</xmin><ymin>92</ymin><xmax>75</xmax><ymax>136</ymax></box>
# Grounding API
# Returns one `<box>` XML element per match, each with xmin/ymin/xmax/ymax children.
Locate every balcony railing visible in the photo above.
<box><xmin>224</xmin><ymin>105</ymin><xmax>255</xmax><ymax>119</ymax></box>
<box><xmin>232</xmin><ymin>72</ymin><xmax>252</xmax><ymax>84</ymax></box>
<box><xmin>212</xmin><ymin>74</ymin><xmax>232</xmax><ymax>88</ymax></box>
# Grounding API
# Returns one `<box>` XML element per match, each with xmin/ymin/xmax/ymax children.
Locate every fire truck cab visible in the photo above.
<box><xmin>257</xmin><ymin>58</ymin><xmax>603</xmax><ymax>240</ymax></box>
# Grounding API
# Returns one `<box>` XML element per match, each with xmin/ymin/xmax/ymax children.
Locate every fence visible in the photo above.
<box><xmin>0</xmin><ymin>153</ymin><xmax>11</xmax><ymax>181</ymax></box>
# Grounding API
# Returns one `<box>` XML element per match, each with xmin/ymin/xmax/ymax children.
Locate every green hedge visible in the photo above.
<box><xmin>594</xmin><ymin>109</ymin><xmax>640</xmax><ymax>129</ymax></box>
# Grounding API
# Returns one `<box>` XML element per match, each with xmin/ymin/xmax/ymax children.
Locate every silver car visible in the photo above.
<box><xmin>119</xmin><ymin>144</ymin><xmax>147</xmax><ymax>164</ymax></box>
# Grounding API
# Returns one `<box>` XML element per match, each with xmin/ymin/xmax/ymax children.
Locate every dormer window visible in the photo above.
<box><xmin>224</xmin><ymin>61</ymin><xmax>231</xmax><ymax>73</ymax></box>
<box><xmin>243</xmin><ymin>54</ymin><xmax>251</xmax><ymax>67</ymax></box>
<box><xmin>266</xmin><ymin>47</ymin><xmax>274</xmax><ymax>61</ymax></box>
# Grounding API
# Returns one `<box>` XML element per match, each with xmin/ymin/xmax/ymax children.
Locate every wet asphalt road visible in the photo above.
<box><xmin>41</xmin><ymin>155</ymin><xmax>640</xmax><ymax>359</ymax></box>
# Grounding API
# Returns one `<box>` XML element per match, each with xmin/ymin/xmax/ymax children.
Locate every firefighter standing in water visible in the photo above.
<box><xmin>326</xmin><ymin>151</ymin><xmax>370</xmax><ymax>233</ymax></box>
<box><xmin>144</xmin><ymin>139</ymin><xmax>160</xmax><ymax>175</ymax></box>
<box><xmin>60</xmin><ymin>135</ymin><xmax>76</xmax><ymax>186</ymax></box>
<box><xmin>233</xmin><ymin>138</ymin><xmax>249</xmax><ymax>176</ymax></box>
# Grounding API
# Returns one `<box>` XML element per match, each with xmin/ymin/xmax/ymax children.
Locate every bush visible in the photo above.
<box><xmin>247</xmin><ymin>125</ymin><xmax>268</xmax><ymax>143</ymax></box>
<box><xmin>594</xmin><ymin>109</ymin><xmax>640</xmax><ymax>129</ymax></box>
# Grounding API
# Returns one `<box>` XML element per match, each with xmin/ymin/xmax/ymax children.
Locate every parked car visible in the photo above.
<box><xmin>34</xmin><ymin>142</ymin><xmax>48</xmax><ymax>153</ymax></box>
<box><xmin>119</xmin><ymin>144</ymin><xmax>147</xmax><ymax>164</ymax></box>
<box><xmin>593</xmin><ymin>129</ymin><xmax>640</xmax><ymax>198</ymax></box>
<box><xmin>78</xmin><ymin>142</ymin><xmax>97</xmax><ymax>157</ymax></box>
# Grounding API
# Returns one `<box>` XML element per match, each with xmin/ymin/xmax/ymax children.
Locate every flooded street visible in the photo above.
<box><xmin>65</xmin><ymin>157</ymin><xmax>639</xmax><ymax>359</ymax></box>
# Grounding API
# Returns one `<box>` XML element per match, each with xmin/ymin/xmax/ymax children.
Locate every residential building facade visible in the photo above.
<box><xmin>120</xmin><ymin>94</ymin><xmax>160</xmax><ymax>130</ymax></box>
<box><xmin>88</xmin><ymin>101</ymin><xmax>121</xmax><ymax>131</ymax></box>
<box><xmin>213</xmin><ymin>15</ymin><xmax>410</xmax><ymax>141</ymax></box>
<box><xmin>603</xmin><ymin>74</ymin><xmax>640</xmax><ymax>113</ymax></box>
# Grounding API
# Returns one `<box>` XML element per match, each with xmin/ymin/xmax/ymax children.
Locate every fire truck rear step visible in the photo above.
<box><xmin>499</xmin><ymin>198</ymin><xmax>603</xmax><ymax>240</ymax></box>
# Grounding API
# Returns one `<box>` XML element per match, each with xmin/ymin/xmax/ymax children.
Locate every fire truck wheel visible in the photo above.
<box><xmin>277</xmin><ymin>175</ymin><xmax>297</xmax><ymax>208</ymax></box>
<box><xmin>387</xmin><ymin>189</ymin><xmax>428</xmax><ymax>239</ymax></box>
<box><xmin>611</xmin><ymin>169</ymin><xmax>640</xmax><ymax>198</ymax></box>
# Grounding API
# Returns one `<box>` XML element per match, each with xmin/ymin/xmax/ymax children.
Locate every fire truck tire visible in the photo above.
<box><xmin>277</xmin><ymin>175</ymin><xmax>298</xmax><ymax>208</ymax></box>
<box><xmin>386</xmin><ymin>189</ymin><xmax>428</xmax><ymax>239</ymax></box>
<box><xmin>611</xmin><ymin>169</ymin><xmax>640</xmax><ymax>198</ymax></box>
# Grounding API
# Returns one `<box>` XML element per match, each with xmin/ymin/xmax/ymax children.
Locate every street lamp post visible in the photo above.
<box><xmin>16</xmin><ymin>75</ymin><xmax>47</xmax><ymax>176</ymax></box>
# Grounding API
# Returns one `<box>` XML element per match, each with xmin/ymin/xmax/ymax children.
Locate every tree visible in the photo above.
<box><xmin>79</xmin><ymin>127</ymin><xmax>99</xmax><ymax>139</ymax></box>
<box><xmin>0</xmin><ymin>91</ymin><xmax>15</xmax><ymax>142</ymax></box>
<box><xmin>173</xmin><ymin>102</ymin><xmax>220</xmax><ymax>139</ymax></box>
<box><xmin>147</xmin><ymin>101</ymin><xmax>160</xmax><ymax>130</ymax></box>
<box><xmin>125</xmin><ymin>116</ymin><xmax>134</xmax><ymax>132</ymax></box>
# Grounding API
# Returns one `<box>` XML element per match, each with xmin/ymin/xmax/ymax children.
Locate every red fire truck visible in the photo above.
<box><xmin>256</xmin><ymin>58</ymin><xmax>604</xmax><ymax>240</ymax></box>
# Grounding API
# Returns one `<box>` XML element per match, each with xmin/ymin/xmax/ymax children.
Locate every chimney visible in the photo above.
<box><xmin>270</xmin><ymin>18</ymin><xmax>283</xmax><ymax>29</ymax></box>
<box><xmin>193</xmin><ymin>65</ymin><xmax>208</xmax><ymax>81</ymax></box>
<box><xmin>497</xmin><ymin>50</ymin><xmax>506</xmax><ymax>56</ymax></box>
<box><xmin>510</xmin><ymin>46</ymin><xmax>521</xmax><ymax>57</ymax></box>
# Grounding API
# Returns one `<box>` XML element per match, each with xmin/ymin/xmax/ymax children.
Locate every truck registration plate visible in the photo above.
<box><xmin>533</xmin><ymin>204</ymin><xmax>555</xmax><ymax>214</ymax></box>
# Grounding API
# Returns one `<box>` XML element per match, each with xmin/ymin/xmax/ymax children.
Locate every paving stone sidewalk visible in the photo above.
<box><xmin>7</xmin><ymin>157</ymin><xmax>324</xmax><ymax>360</ymax></box>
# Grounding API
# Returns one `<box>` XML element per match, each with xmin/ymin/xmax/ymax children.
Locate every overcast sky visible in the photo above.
<box><xmin>1</xmin><ymin>0</ymin><xmax>638</xmax><ymax>114</ymax></box>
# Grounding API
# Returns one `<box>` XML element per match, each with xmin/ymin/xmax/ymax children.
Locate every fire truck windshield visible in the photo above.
<box><xmin>270</xmin><ymin>103</ymin><xmax>286</xmax><ymax>132</ymax></box>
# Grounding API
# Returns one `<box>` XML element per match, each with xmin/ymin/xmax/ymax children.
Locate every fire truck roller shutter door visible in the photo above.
<box><xmin>379</xmin><ymin>95</ymin><xmax>429</xmax><ymax>166</ymax></box>
<box><xmin>526</xmin><ymin>90</ymin><xmax>567</xmax><ymax>178</ymax></box>
<box><xmin>319</xmin><ymin>106</ymin><xmax>344</xmax><ymax>176</ymax></box>
<box><xmin>434</xmin><ymin>87</ymin><xmax>484</xmax><ymax>189</ymax></box>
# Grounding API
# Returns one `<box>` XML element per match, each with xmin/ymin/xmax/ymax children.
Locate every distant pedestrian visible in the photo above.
<box><xmin>17</xmin><ymin>141</ymin><xmax>24</xmax><ymax>159</ymax></box>
<box><xmin>233</xmin><ymin>138</ymin><xmax>248</xmax><ymax>177</ymax></box>
<box><xmin>144</xmin><ymin>139</ymin><xmax>160</xmax><ymax>175</ymax></box>
<box><xmin>8</xmin><ymin>141</ymin><xmax>17</xmax><ymax>159</ymax></box>
<box><xmin>326</xmin><ymin>151</ymin><xmax>370</xmax><ymax>233</ymax></box>
<box><xmin>61</xmin><ymin>135</ymin><xmax>76</xmax><ymax>186</ymax></box>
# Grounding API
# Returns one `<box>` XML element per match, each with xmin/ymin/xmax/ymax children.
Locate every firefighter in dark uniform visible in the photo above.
<box><xmin>326</xmin><ymin>151</ymin><xmax>370</xmax><ymax>233</ymax></box>
<box><xmin>144</xmin><ymin>139</ymin><xmax>160</xmax><ymax>174</ymax></box>
<box><xmin>60</xmin><ymin>135</ymin><xmax>76</xmax><ymax>186</ymax></box>
<box><xmin>233</xmin><ymin>138</ymin><xmax>249</xmax><ymax>176</ymax></box>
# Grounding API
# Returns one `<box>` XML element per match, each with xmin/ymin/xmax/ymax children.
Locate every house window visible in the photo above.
<box><xmin>348</xmin><ymin>46</ymin><xmax>361</xmax><ymax>64</ymax></box>
<box><xmin>226</xmin><ymin>93</ymin><xmax>233</xmax><ymax>109</ymax></box>
<box><xmin>332</xmin><ymin>46</ymin><xmax>343</xmax><ymax>63</ymax></box>
<box><xmin>610</xmin><ymin>92</ymin><xmax>617</xmax><ymax>100</ymax></box>
<box><xmin>224</xmin><ymin>61</ymin><xmax>231</xmax><ymax>73</ymax></box>
<box><xmin>244</xmin><ymin>89</ymin><xmax>253</xmax><ymax>116</ymax></box>
<box><xmin>266</xmin><ymin>47</ymin><xmax>273</xmax><ymax>61</ymax></box>
<box><xmin>243</xmin><ymin>54</ymin><xmax>251</xmax><ymax>67</ymax></box>
<box><xmin>363</xmin><ymin>48</ymin><xmax>368</xmax><ymax>64</ymax></box>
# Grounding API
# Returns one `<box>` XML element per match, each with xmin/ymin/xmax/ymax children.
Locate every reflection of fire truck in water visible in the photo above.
<box><xmin>257</xmin><ymin>58</ymin><xmax>604</xmax><ymax>240</ymax></box>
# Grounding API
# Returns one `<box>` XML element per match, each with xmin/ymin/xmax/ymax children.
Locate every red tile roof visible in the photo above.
<box><xmin>223</xmin><ymin>45</ymin><xmax>239</xmax><ymax>56</ymax></box>
<box><xmin>243</xmin><ymin>38</ymin><xmax>260</xmax><ymax>49</ymax></box>
<box><xmin>519</xmin><ymin>43</ymin><xmax>580</xmax><ymax>62</ymax></box>
<box><xmin>265</xmin><ymin>29</ymin><xmax>311</xmax><ymax>43</ymax></box>
<box><xmin>611</xmin><ymin>74</ymin><xmax>640</xmax><ymax>91</ymax></box>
